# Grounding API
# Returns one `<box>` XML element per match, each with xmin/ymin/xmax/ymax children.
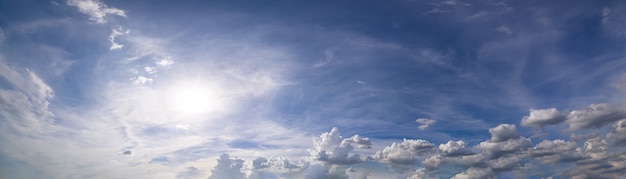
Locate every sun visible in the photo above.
<box><xmin>171</xmin><ymin>84</ymin><xmax>219</xmax><ymax>115</ymax></box>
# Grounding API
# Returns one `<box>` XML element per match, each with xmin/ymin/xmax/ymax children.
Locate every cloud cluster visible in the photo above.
<box><xmin>206</xmin><ymin>103</ymin><xmax>626</xmax><ymax>178</ymax></box>
<box><xmin>309</xmin><ymin>127</ymin><xmax>371</xmax><ymax>165</ymax></box>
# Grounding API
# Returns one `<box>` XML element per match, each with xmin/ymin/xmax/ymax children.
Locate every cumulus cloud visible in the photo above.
<box><xmin>207</xmin><ymin>154</ymin><xmax>246</xmax><ymax>179</ymax></box>
<box><xmin>521</xmin><ymin>108</ymin><xmax>567</xmax><ymax>127</ymax></box>
<box><xmin>477</xmin><ymin>124</ymin><xmax>531</xmax><ymax>158</ymax></box>
<box><xmin>566</xmin><ymin>103</ymin><xmax>626</xmax><ymax>130</ymax></box>
<box><xmin>373</xmin><ymin>139</ymin><xmax>434</xmax><ymax>165</ymax></box>
<box><xmin>343</xmin><ymin>135</ymin><xmax>373</xmax><ymax>149</ymax></box>
<box><xmin>108</xmin><ymin>27</ymin><xmax>129</xmax><ymax>50</ymax></box>
<box><xmin>528</xmin><ymin>139</ymin><xmax>586</xmax><ymax>164</ymax></box>
<box><xmin>309</xmin><ymin>127</ymin><xmax>369</xmax><ymax>165</ymax></box>
<box><xmin>66</xmin><ymin>0</ymin><xmax>126</xmax><ymax>24</ymax></box>
<box><xmin>416</xmin><ymin>118</ymin><xmax>436</xmax><ymax>130</ymax></box>
<box><xmin>439</xmin><ymin>140</ymin><xmax>474</xmax><ymax>157</ymax></box>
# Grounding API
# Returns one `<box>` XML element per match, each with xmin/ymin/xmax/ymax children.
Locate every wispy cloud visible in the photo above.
<box><xmin>108</xmin><ymin>27</ymin><xmax>129</xmax><ymax>50</ymax></box>
<box><xmin>66</xmin><ymin>0</ymin><xmax>126</xmax><ymax>24</ymax></box>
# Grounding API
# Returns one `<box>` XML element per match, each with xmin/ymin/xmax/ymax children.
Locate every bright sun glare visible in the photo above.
<box><xmin>172</xmin><ymin>85</ymin><xmax>217</xmax><ymax>114</ymax></box>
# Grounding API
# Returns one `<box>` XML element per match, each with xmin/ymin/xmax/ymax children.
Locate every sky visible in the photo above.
<box><xmin>1</xmin><ymin>0</ymin><xmax>626</xmax><ymax>178</ymax></box>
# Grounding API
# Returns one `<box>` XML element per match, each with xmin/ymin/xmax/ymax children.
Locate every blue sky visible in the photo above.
<box><xmin>1</xmin><ymin>0</ymin><xmax>626</xmax><ymax>178</ymax></box>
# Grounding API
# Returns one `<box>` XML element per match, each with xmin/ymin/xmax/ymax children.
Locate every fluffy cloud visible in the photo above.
<box><xmin>373</xmin><ymin>139</ymin><xmax>434</xmax><ymax>165</ymax></box>
<box><xmin>416</xmin><ymin>118</ymin><xmax>436</xmax><ymax>130</ymax></box>
<box><xmin>474</xmin><ymin>124</ymin><xmax>531</xmax><ymax>163</ymax></box>
<box><xmin>439</xmin><ymin>140</ymin><xmax>474</xmax><ymax>157</ymax></box>
<box><xmin>343</xmin><ymin>135</ymin><xmax>373</xmax><ymax>149</ymax></box>
<box><xmin>66</xmin><ymin>0</ymin><xmax>126</xmax><ymax>24</ymax></box>
<box><xmin>309</xmin><ymin>127</ymin><xmax>369</xmax><ymax>165</ymax></box>
<box><xmin>207</xmin><ymin>154</ymin><xmax>246</xmax><ymax>179</ymax></box>
<box><xmin>521</xmin><ymin>108</ymin><xmax>566</xmax><ymax>127</ymax></box>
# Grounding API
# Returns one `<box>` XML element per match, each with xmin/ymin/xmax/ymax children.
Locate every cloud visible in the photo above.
<box><xmin>528</xmin><ymin>139</ymin><xmax>586</xmax><ymax>164</ymax></box>
<box><xmin>207</xmin><ymin>154</ymin><xmax>246</xmax><ymax>179</ymax></box>
<box><xmin>343</xmin><ymin>135</ymin><xmax>373</xmax><ymax>149</ymax></box>
<box><xmin>66</xmin><ymin>0</ymin><xmax>126</xmax><ymax>24</ymax></box>
<box><xmin>373</xmin><ymin>139</ymin><xmax>434</xmax><ymax>165</ymax></box>
<box><xmin>176</xmin><ymin>166</ymin><xmax>203</xmax><ymax>179</ymax></box>
<box><xmin>314</xmin><ymin>50</ymin><xmax>334</xmax><ymax>68</ymax></box>
<box><xmin>439</xmin><ymin>140</ymin><xmax>474</xmax><ymax>157</ymax></box>
<box><xmin>566</xmin><ymin>103</ymin><xmax>626</xmax><ymax>130</ymax></box>
<box><xmin>521</xmin><ymin>108</ymin><xmax>567</xmax><ymax>127</ymax></box>
<box><xmin>606</xmin><ymin>119</ymin><xmax>626</xmax><ymax>146</ymax></box>
<box><xmin>129</xmin><ymin>75</ymin><xmax>153</xmax><ymax>85</ymax></box>
<box><xmin>416</xmin><ymin>118</ymin><xmax>436</xmax><ymax>130</ymax></box>
<box><xmin>309</xmin><ymin>127</ymin><xmax>369</xmax><ymax>165</ymax></box>
<box><xmin>496</xmin><ymin>26</ymin><xmax>512</xmax><ymax>34</ymax></box>
<box><xmin>477</xmin><ymin>124</ymin><xmax>531</xmax><ymax>158</ymax></box>
<box><xmin>451</xmin><ymin>167</ymin><xmax>494</xmax><ymax>179</ymax></box>
<box><xmin>0</xmin><ymin>58</ymin><xmax>55</xmax><ymax>133</ymax></box>
<box><xmin>108</xmin><ymin>27</ymin><xmax>130</xmax><ymax>50</ymax></box>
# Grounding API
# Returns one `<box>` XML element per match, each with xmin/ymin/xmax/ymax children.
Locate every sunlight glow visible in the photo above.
<box><xmin>172</xmin><ymin>84</ymin><xmax>219</xmax><ymax>115</ymax></box>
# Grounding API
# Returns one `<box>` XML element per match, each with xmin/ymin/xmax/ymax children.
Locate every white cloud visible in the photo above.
<box><xmin>207</xmin><ymin>154</ymin><xmax>246</xmax><ymax>179</ymax></box>
<box><xmin>66</xmin><ymin>0</ymin><xmax>126</xmax><ymax>24</ymax></box>
<box><xmin>144</xmin><ymin>66</ymin><xmax>157</xmax><ymax>74</ymax></box>
<box><xmin>416</xmin><ymin>118</ymin><xmax>436</xmax><ymax>130</ymax></box>
<box><xmin>309</xmin><ymin>127</ymin><xmax>369</xmax><ymax>165</ymax></box>
<box><xmin>0</xmin><ymin>59</ymin><xmax>55</xmax><ymax>133</ymax></box>
<box><xmin>521</xmin><ymin>108</ymin><xmax>566</xmax><ymax>127</ymax></box>
<box><xmin>130</xmin><ymin>75</ymin><xmax>153</xmax><ymax>85</ymax></box>
<box><xmin>439</xmin><ymin>140</ymin><xmax>473</xmax><ymax>157</ymax></box>
<box><xmin>156</xmin><ymin>56</ymin><xmax>174</xmax><ymax>66</ymax></box>
<box><xmin>108</xmin><ymin>27</ymin><xmax>129</xmax><ymax>50</ymax></box>
<box><xmin>373</xmin><ymin>139</ymin><xmax>434</xmax><ymax>165</ymax></box>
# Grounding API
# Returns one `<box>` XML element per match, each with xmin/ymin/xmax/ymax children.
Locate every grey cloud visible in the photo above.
<box><xmin>488</xmin><ymin>124</ymin><xmax>521</xmax><ymax>142</ymax></box>
<box><xmin>606</xmin><ymin>119</ymin><xmax>626</xmax><ymax>146</ymax></box>
<box><xmin>344</xmin><ymin>135</ymin><xmax>373</xmax><ymax>149</ymax></box>
<box><xmin>566</xmin><ymin>103</ymin><xmax>626</xmax><ymax>130</ymax></box>
<box><xmin>528</xmin><ymin>140</ymin><xmax>587</xmax><ymax>164</ymax></box>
